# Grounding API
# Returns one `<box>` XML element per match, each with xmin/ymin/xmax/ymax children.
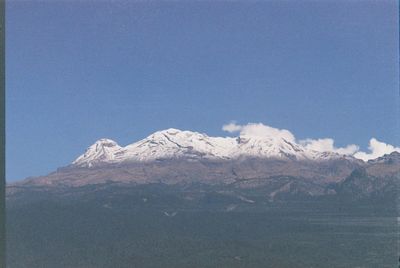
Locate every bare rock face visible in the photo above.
<box><xmin>365</xmin><ymin>151</ymin><xmax>400</xmax><ymax>177</ymax></box>
<box><xmin>334</xmin><ymin>152</ymin><xmax>400</xmax><ymax>200</ymax></box>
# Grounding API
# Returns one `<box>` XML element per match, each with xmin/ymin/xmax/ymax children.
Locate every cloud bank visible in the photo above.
<box><xmin>353</xmin><ymin>138</ymin><xmax>400</xmax><ymax>161</ymax></box>
<box><xmin>223</xmin><ymin>122</ymin><xmax>295</xmax><ymax>142</ymax></box>
<box><xmin>222</xmin><ymin>122</ymin><xmax>399</xmax><ymax>161</ymax></box>
<box><xmin>299</xmin><ymin>138</ymin><xmax>359</xmax><ymax>155</ymax></box>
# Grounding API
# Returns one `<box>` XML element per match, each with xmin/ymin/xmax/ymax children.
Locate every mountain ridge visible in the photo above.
<box><xmin>7</xmin><ymin>128</ymin><xmax>399</xmax><ymax>202</ymax></box>
<box><xmin>72</xmin><ymin>128</ymin><xmax>357</xmax><ymax>168</ymax></box>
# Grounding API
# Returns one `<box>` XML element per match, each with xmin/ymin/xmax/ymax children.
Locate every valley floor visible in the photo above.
<box><xmin>6</xmin><ymin>185</ymin><xmax>398</xmax><ymax>268</ymax></box>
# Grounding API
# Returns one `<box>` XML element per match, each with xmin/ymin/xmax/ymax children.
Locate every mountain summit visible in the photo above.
<box><xmin>72</xmin><ymin>128</ymin><xmax>352</xmax><ymax>167</ymax></box>
<box><xmin>72</xmin><ymin>138</ymin><xmax>122</xmax><ymax>167</ymax></box>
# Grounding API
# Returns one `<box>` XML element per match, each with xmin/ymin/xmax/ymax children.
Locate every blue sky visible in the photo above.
<box><xmin>6</xmin><ymin>1</ymin><xmax>399</xmax><ymax>181</ymax></box>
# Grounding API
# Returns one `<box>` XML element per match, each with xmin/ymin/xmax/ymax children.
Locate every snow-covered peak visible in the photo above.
<box><xmin>94</xmin><ymin>138</ymin><xmax>119</xmax><ymax>146</ymax></box>
<box><xmin>234</xmin><ymin>135</ymin><xmax>309</xmax><ymax>160</ymax></box>
<box><xmin>119</xmin><ymin>129</ymin><xmax>236</xmax><ymax>161</ymax></box>
<box><xmin>72</xmin><ymin>129</ymin><xmax>356</xmax><ymax>167</ymax></box>
<box><xmin>72</xmin><ymin>138</ymin><xmax>122</xmax><ymax>167</ymax></box>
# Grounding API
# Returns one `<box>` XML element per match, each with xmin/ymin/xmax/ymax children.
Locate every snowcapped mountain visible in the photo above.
<box><xmin>72</xmin><ymin>139</ymin><xmax>122</xmax><ymax>167</ymax></box>
<box><xmin>233</xmin><ymin>135</ymin><xmax>310</xmax><ymax>160</ymax></box>
<box><xmin>10</xmin><ymin>129</ymin><xmax>397</xmax><ymax>200</ymax></box>
<box><xmin>72</xmin><ymin>128</ymin><xmax>353</xmax><ymax>167</ymax></box>
<box><xmin>120</xmin><ymin>129</ymin><xmax>237</xmax><ymax>161</ymax></box>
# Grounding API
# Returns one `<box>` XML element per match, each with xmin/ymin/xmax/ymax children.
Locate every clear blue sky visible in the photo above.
<box><xmin>6</xmin><ymin>1</ymin><xmax>399</xmax><ymax>181</ymax></box>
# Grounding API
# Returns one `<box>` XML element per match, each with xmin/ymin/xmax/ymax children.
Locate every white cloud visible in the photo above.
<box><xmin>353</xmin><ymin>138</ymin><xmax>400</xmax><ymax>161</ymax></box>
<box><xmin>222</xmin><ymin>122</ymin><xmax>295</xmax><ymax>142</ymax></box>
<box><xmin>222</xmin><ymin>122</ymin><xmax>400</xmax><ymax>161</ymax></box>
<box><xmin>299</xmin><ymin>138</ymin><xmax>359</xmax><ymax>155</ymax></box>
<box><xmin>222</xmin><ymin>122</ymin><xmax>243</xmax><ymax>133</ymax></box>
